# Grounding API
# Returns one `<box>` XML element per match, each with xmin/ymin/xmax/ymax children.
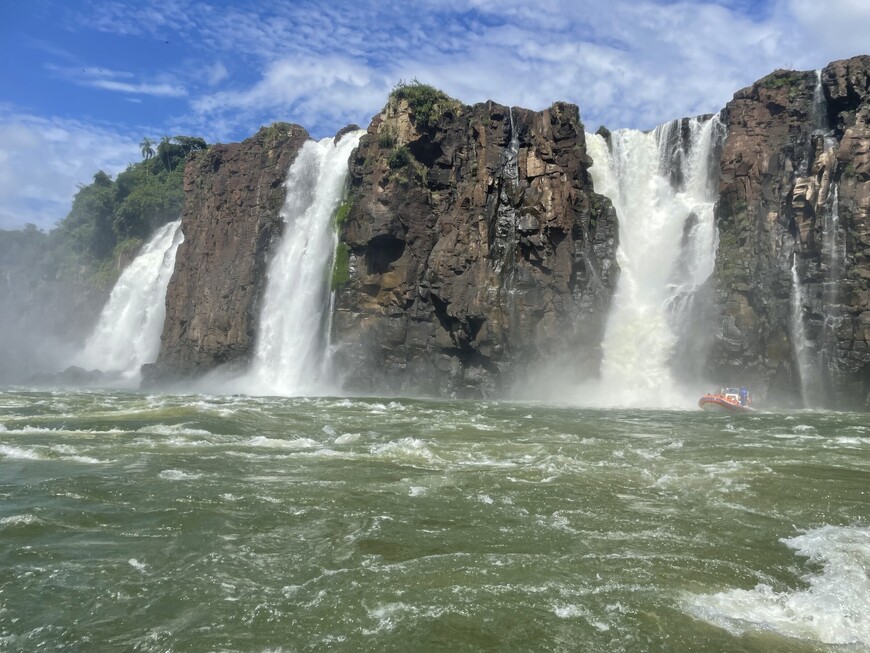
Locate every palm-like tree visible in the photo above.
<box><xmin>158</xmin><ymin>136</ymin><xmax>172</xmax><ymax>171</ymax></box>
<box><xmin>140</xmin><ymin>137</ymin><xmax>155</xmax><ymax>160</ymax></box>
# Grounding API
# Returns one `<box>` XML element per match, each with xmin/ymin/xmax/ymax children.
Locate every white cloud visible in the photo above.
<box><xmin>206</xmin><ymin>61</ymin><xmax>228</xmax><ymax>86</ymax></box>
<box><xmin>786</xmin><ymin>0</ymin><xmax>870</xmax><ymax>60</ymax></box>
<box><xmin>7</xmin><ymin>0</ymin><xmax>868</xmax><ymax>232</ymax></box>
<box><xmin>191</xmin><ymin>56</ymin><xmax>391</xmax><ymax>138</ymax></box>
<box><xmin>151</xmin><ymin>0</ymin><xmax>869</xmax><ymax>137</ymax></box>
<box><xmin>87</xmin><ymin>78</ymin><xmax>186</xmax><ymax>97</ymax></box>
<box><xmin>47</xmin><ymin>64</ymin><xmax>188</xmax><ymax>98</ymax></box>
<box><xmin>0</xmin><ymin>109</ymin><xmax>140</xmax><ymax>230</ymax></box>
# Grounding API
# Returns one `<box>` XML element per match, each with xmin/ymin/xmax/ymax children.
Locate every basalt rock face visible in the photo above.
<box><xmin>332</xmin><ymin>97</ymin><xmax>618</xmax><ymax>397</ymax></box>
<box><xmin>145</xmin><ymin>124</ymin><xmax>309</xmax><ymax>383</ymax></box>
<box><xmin>709</xmin><ymin>56</ymin><xmax>870</xmax><ymax>408</ymax></box>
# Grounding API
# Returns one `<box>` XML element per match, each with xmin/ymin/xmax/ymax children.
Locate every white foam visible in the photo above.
<box><xmin>158</xmin><ymin>469</ymin><xmax>202</xmax><ymax>481</ymax></box>
<box><xmin>0</xmin><ymin>444</ymin><xmax>42</xmax><ymax>460</ymax></box>
<box><xmin>245</xmin><ymin>436</ymin><xmax>320</xmax><ymax>450</ymax></box>
<box><xmin>833</xmin><ymin>437</ymin><xmax>870</xmax><ymax>447</ymax></box>
<box><xmin>142</xmin><ymin>424</ymin><xmax>215</xmax><ymax>437</ymax></box>
<box><xmin>66</xmin><ymin>455</ymin><xmax>104</xmax><ymax>464</ymax></box>
<box><xmin>334</xmin><ymin>432</ymin><xmax>360</xmax><ymax>444</ymax></box>
<box><xmin>370</xmin><ymin>438</ymin><xmax>440</xmax><ymax>465</ymax></box>
<box><xmin>686</xmin><ymin>524</ymin><xmax>870</xmax><ymax>645</ymax></box>
<box><xmin>0</xmin><ymin>514</ymin><xmax>39</xmax><ymax>526</ymax></box>
<box><xmin>128</xmin><ymin>558</ymin><xmax>147</xmax><ymax>572</ymax></box>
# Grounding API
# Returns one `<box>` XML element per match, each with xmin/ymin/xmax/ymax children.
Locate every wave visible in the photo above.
<box><xmin>685</xmin><ymin>524</ymin><xmax>870</xmax><ymax>646</ymax></box>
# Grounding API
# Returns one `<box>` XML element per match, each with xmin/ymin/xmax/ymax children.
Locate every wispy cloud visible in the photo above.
<box><xmin>191</xmin><ymin>55</ymin><xmax>390</xmax><ymax>137</ymax></box>
<box><xmin>205</xmin><ymin>61</ymin><xmax>228</xmax><ymax>86</ymax></box>
<box><xmin>0</xmin><ymin>108</ymin><xmax>140</xmax><ymax>230</ymax></box>
<box><xmin>47</xmin><ymin>64</ymin><xmax>187</xmax><ymax>98</ymax></box>
<box><xmin>87</xmin><ymin>78</ymin><xmax>186</xmax><ymax>97</ymax></box>
<box><xmin>96</xmin><ymin>0</ymin><xmax>867</xmax><ymax>136</ymax></box>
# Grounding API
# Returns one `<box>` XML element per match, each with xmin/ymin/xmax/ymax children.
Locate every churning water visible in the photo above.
<box><xmin>1</xmin><ymin>389</ymin><xmax>867</xmax><ymax>652</ymax></box>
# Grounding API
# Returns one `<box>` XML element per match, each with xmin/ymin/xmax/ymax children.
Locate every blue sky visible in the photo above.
<box><xmin>1</xmin><ymin>0</ymin><xmax>868</xmax><ymax>230</ymax></box>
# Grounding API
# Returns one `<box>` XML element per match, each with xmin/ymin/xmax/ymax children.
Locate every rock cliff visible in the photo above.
<box><xmin>144</xmin><ymin>123</ymin><xmax>309</xmax><ymax>383</ymax></box>
<box><xmin>138</xmin><ymin>59</ymin><xmax>870</xmax><ymax>408</ymax></box>
<box><xmin>709</xmin><ymin>56</ymin><xmax>870</xmax><ymax>408</ymax></box>
<box><xmin>331</xmin><ymin>93</ymin><xmax>618</xmax><ymax>397</ymax></box>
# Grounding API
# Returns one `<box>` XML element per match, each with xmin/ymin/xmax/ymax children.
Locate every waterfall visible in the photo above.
<box><xmin>244</xmin><ymin>132</ymin><xmax>363</xmax><ymax>396</ymax></box>
<box><xmin>791</xmin><ymin>253</ymin><xmax>813</xmax><ymax>406</ymax></box>
<box><xmin>499</xmin><ymin>108</ymin><xmax>521</xmax><ymax>338</ymax></box>
<box><xmin>825</xmin><ymin>184</ymin><xmax>842</xmax><ymax>286</ymax></box>
<box><xmin>811</xmin><ymin>70</ymin><xmax>829</xmax><ymax>136</ymax></box>
<box><xmin>820</xmin><ymin>163</ymin><xmax>844</xmax><ymax>391</ymax></box>
<box><xmin>585</xmin><ymin>116</ymin><xmax>724</xmax><ymax>407</ymax></box>
<box><xmin>74</xmin><ymin>219</ymin><xmax>183</xmax><ymax>380</ymax></box>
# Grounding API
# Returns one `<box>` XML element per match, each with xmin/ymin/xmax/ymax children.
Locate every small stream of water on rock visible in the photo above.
<box><xmin>791</xmin><ymin>253</ymin><xmax>814</xmax><ymax>406</ymax></box>
<box><xmin>820</xmin><ymin>142</ymin><xmax>845</xmax><ymax>393</ymax></box>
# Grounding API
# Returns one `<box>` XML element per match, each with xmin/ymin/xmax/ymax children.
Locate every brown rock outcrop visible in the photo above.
<box><xmin>331</xmin><ymin>95</ymin><xmax>618</xmax><ymax>397</ymax></box>
<box><xmin>709</xmin><ymin>56</ymin><xmax>870</xmax><ymax>407</ymax></box>
<box><xmin>144</xmin><ymin>123</ymin><xmax>309</xmax><ymax>382</ymax></box>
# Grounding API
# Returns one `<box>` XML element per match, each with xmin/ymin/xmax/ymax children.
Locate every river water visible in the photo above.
<box><xmin>1</xmin><ymin>389</ymin><xmax>868</xmax><ymax>652</ymax></box>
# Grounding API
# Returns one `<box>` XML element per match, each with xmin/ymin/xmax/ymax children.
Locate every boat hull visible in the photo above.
<box><xmin>698</xmin><ymin>396</ymin><xmax>753</xmax><ymax>413</ymax></box>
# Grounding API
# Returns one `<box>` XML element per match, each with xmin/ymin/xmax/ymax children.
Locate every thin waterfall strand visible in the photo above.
<box><xmin>585</xmin><ymin>117</ymin><xmax>723</xmax><ymax>407</ymax></box>
<box><xmin>74</xmin><ymin>219</ymin><xmax>183</xmax><ymax>379</ymax></box>
<box><xmin>791</xmin><ymin>253</ymin><xmax>813</xmax><ymax>407</ymax></box>
<box><xmin>246</xmin><ymin>132</ymin><xmax>363</xmax><ymax>396</ymax></box>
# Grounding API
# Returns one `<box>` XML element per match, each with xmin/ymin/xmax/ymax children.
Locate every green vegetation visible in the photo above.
<box><xmin>390</xmin><ymin>79</ymin><xmax>459</xmax><ymax>130</ymax></box>
<box><xmin>378</xmin><ymin>127</ymin><xmax>397</xmax><ymax>149</ymax></box>
<box><xmin>759</xmin><ymin>71</ymin><xmax>803</xmax><ymax>91</ymax></box>
<box><xmin>140</xmin><ymin>137</ymin><xmax>155</xmax><ymax>160</ymax></box>
<box><xmin>388</xmin><ymin>146</ymin><xmax>412</xmax><ymax>170</ymax></box>
<box><xmin>333</xmin><ymin>199</ymin><xmax>352</xmax><ymax>230</ymax></box>
<box><xmin>262</xmin><ymin>122</ymin><xmax>295</xmax><ymax>149</ymax></box>
<box><xmin>331</xmin><ymin>242</ymin><xmax>350</xmax><ymax>290</ymax></box>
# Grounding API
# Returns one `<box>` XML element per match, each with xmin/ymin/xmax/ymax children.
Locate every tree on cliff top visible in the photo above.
<box><xmin>140</xmin><ymin>137</ymin><xmax>155</xmax><ymax>160</ymax></box>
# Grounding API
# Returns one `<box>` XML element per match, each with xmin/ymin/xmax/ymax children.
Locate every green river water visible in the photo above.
<box><xmin>0</xmin><ymin>389</ymin><xmax>868</xmax><ymax>652</ymax></box>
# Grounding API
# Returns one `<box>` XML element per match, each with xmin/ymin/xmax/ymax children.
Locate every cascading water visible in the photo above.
<box><xmin>793</xmin><ymin>71</ymin><xmax>841</xmax><ymax>405</ymax></box>
<box><xmin>585</xmin><ymin>117</ymin><xmax>724</xmax><ymax>407</ymax></box>
<box><xmin>74</xmin><ymin>219</ymin><xmax>183</xmax><ymax>380</ymax></box>
<box><xmin>499</xmin><ymin>108</ymin><xmax>521</xmax><ymax>336</ymax></box>
<box><xmin>819</xmin><ymin>149</ymin><xmax>845</xmax><ymax>393</ymax></box>
<box><xmin>791</xmin><ymin>253</ymin><xmax>814</xmax><ymax>406</ymax></box>
<box><xmin>244</xmin><ymin>132</ymin><xmax>363</xmax><ymax>396</ymax></box>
